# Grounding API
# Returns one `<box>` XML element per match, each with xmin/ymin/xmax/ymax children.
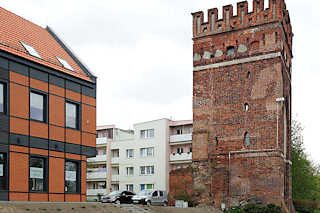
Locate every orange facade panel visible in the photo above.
<box><xmin>30</xmin><ymin>121</ymin><xmax>48</xmax><ymax>138</ymax></box>
<box><xmin>49</xmin><ymin>194</ymin><xmax>64</xmax><ymax>202</ymax></box>
<box><xmin>66</xmin><ymin>89</ymin><xmax>81</xmax><ymax>102</ymax></box>
<box><xmin>81</xmin><ymin>104</ymin><xmax>96</xmax><ymax>134</ymax></box>
<box><xmin>65</xmin><ymin>153</ymin><xmax>81</xmax><ymax>160</ymax></box>
<box><xmin>10</xmin><ymin>152</ymin><xmax>28</xmax><ymax>192</ymax></box>
<box><xmin>10</xmin><ymin>145</ymin><xmax>28</xmax><ymax>153</ymax></box>
<box><xmin>10</xmin><ymin>83</ymin><xmax>29</xmax><ymax>118</ymax></box>
<box><xmin>9</xmin><ymin>192</ymin><xmax>28</xmax><ymax>201</ymax></box>
<box><xmin>49</xmin><ymin>95</ymin><xmax>65</xmax><ymax>127</ymax></box>
<box><xmin>81</xmin><ymin>161</ymin><xmax>87</xmax><ymax>195</ymax></box>
<box><xmin>82</xmin><ymin>132</ymin><xmax>95</xmax><ymax>147</ymax></box>
<box><xmin>65</xmin><ymin>128</ymin><xmax>81</xmax><ymax>145</ymax></box>
<box><xmin>29</xmin><ymin>193</ymin><xmax>48</xmax><ymax>202</ymax></box>
<box><xmin>49</xmin><ymin>157</ymin><xmax>65</xmax><ymax>194</ymax></box>
<box><xmin>82</xmin><ymin>94</ymin><xmax>96</xmax><ymax>106</ymax></box>
<box><xmin>49</xmin><ymin>125</ymin><xmax>65</xmax><ymax>142</ymax></box>
<box><xmin>10</xmin><ymin>117</ymin><xmax>28</xmax><ymax>135</ymax></box>
<box><xmin>49</xmin><ymin>84</ymin><xmax>65</xmax><ymax>97</ymax></box>
<box><xmin>65</xmin><ymin>194</ymin><xmax>80</xmax><ymax>202</ymax></box>
<box><xmin>30</xmin><ymin>78</ymin><xmax>48</xmax><ymax>92</ymax></box>
<box><xmin>49</xmin><ymin>151</ymin><xmax>65</xmax><ymax>158</ymax></box>
<box><xmin>10</xmin><ymin>72</ymin><xmax>29</xmax><ymax>86</ymax></box>
<box><xmin>30</xmin><ymin>148</ymin><xmax>48</xmax><ymax>156</ymax></box>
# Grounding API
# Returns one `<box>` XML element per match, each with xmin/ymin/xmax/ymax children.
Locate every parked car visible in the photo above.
<box><xmin>132</xmin><ymin>190</ymin><xmax>168</xmax><ymax>206</ymax></box>
<box><xmin>101</xmin><ymin>191</ymin><xmax>136</xmax><ymax>204</ymax></box>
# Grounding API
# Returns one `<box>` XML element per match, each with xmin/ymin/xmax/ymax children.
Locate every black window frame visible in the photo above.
<box><xmin>0</xmin><ymin>82</ymin><xmax>7</xmax><ymax>114</ymax></box>
<box><xmin>65</xmin><ymin>160</ymin><xmax>81</xmax><ymax>194</ymax></box>
<box><xmin>29</xmin><ymin>155</ymin><xmax>48</xmax><ymax>193</ymax></box>
<box><xmin>29</xmin><ymin>90</ymin><xmax>47</xmax><ymax>123</ymax></box>
<box><xmin>65</xmin><ymin>100</ymin><xmax>80</xmax><ymax>130</ymax></box>
<box><xmin>0</xmin><ymin>153</ymin><xmax>7</xmax><ymax>190</ymax></box>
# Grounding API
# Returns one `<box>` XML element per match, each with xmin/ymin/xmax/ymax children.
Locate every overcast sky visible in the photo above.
<box><xmin>1</xmin><ymin>0</ymin><xmax>319</xmax><ymax>162</ymax></box>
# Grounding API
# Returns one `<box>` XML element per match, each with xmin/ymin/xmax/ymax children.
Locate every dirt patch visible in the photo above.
<box><xmin>144</xmin><ymin>205</ymin><xmax>221</xmax><ymax>213</ymax></box>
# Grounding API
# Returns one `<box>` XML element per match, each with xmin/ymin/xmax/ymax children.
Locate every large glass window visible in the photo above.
<box><xmin>140</xmin><ymin>129</ymin><xmax>154</xmax><ymax>139</ymax></box>
<box><xmin>140</xmin><ymin>166</ymin><xmax>154</xmax><ymax>175</ymax></box>
<box><xmin>140</xmin><ymin>147</ymin><xmax>154</xmax><ymax>157</ymax></box>
<box><xmin>66</xmin><ymin>102</ymin><xmax>79</xmax><ymax>129</ymax></box>
<box><xmin>0</xmin><ymin>154</ymin><xmax>6</xmax><ymax>190</ymax></box>
<box><xmin>29</xmin><ymin>157</ymin><xmax>45</xmax><ymax>192</ymax></box>
<box><xmin>0</xmin><ymin>83</ymin><xmax>4</xmax><ymax>113</ymax></box>
<box><xmin>65</xmin><ymin>161</ymin><xmax>79</xmax><ymax>193</ymax></box>
<box><xmin>30</xmin><ymin>92</ymin><xmax>45</xmax><ymax>122</ymax></box>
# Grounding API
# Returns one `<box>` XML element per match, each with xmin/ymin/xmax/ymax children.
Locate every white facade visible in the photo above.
<box><xmin>109</xmin><ymin>118</ymin><xmax>169</xmax><ymax>193</ymax></box>
<box><xmin>86</xmin><ymin>118</ymin><xmax>192</xmax><ymax>200</ymax></box>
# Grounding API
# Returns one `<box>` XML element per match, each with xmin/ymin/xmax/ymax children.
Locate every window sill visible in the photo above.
<box><xmin>66</xmin><ymin>127</ymin><xmax>80</xmax><ymax>131</ymax></box>
<box><xmin>30</xmin><ymin>190</ymin><xmax>48</xmax><ymax>193</ymax></box>
<box><xmin>30</xmin><ymin>118</ymin><xmax>47</xmax><ymax>124</ymax></box>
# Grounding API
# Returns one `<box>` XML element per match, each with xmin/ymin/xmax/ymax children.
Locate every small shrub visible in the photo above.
<box><xmin>226</xmin><ymin>203</ymin><xmax>281</xmax><ymax>213</ymax></box>
<box><xmin>294</xmin><ymin>200</ymin><xmax>319</xmax><ymax>213</ymax></box>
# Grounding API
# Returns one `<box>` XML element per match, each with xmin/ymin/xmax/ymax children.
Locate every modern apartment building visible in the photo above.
<box><xmin>0</xmin><ymin>7</ymin><xmax>96</xmax><ymax>201</ymax></box>
<box><xmin>86</xmin><ymin>119</ymin><xmax>192</xmax><ymax>201</ymax></box>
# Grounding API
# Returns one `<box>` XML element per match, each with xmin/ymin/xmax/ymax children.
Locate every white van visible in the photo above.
<box><xmin>132</xmin><ymin>190</ymin><xmax>168</xmax><ymax>206</ymax></box>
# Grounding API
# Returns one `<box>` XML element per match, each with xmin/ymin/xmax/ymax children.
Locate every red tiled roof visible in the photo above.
<box><xmin>0</xmin><ymin>7</ymin><xmax>93</xmax><ymax>82</ymax></box>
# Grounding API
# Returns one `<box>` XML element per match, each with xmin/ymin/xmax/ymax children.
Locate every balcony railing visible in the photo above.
<box><xmin>169</xmin><ymin>133</ymin><xmax>192</xmax><ymax>143</ymax></box>
<box><xmin>87</xmin><ymin>172</ymin><xmax>106</xmax><ymax>180</ymax></box>
<box><xmin>87</xmin><ymin>155</ymin><xmax>107</xmax><ymax>163</ymax></box>
<box><xmin>96</xmin><ymin>137</ymin><xmax>107</xmax><ymax>145</ymax></box>
<box><xmin>87</xmin><ymin>189</ymin><xmax>107</xmax><ymax>196</ymax></box>
<box><xmin>111</xmin><ymin>157</ymin><xmax>119</xmax><ymax>164</ymax></box>
<box><xmin>170</xmin><ymin>152</ymin><xmax>192</xmax><ymax>162</ymax></box>
<box><xmin>111</xmin><ymin>175</ymin><xmax>119</xmax><ymax>182</ymax></box>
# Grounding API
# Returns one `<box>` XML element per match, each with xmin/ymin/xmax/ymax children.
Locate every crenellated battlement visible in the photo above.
<box><xmin>192</xmin><ymin>0</ymin><xmax>293</xmax><ymax>50</ymax></box>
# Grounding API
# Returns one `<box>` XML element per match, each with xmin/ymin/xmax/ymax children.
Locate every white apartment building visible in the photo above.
<box><xmin>86</xmin><ymin>119</ymin><xmax>192</xmax><ymax>201</ymax></box>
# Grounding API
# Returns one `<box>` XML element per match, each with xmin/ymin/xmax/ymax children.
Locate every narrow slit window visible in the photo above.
<box><xmin>244</xmin><ymin>132</ymin><xmax>250</xmax><ymax>146</ymax></box>
<box><xmin>248</xmin><ymin>72</ymin><xmax>251</xmax><ymax>79</ymax></box>
<box><xmin>20</xmin><ymin>41</ymin><xmax>42</xmax><ymax>59</ymax></box>
<box><xmin>0</xmin><ymin>83</ymin><xmax>5</xmax><ymax>113</ymax></box>
<box><xmin>56</xmin><ymin>57</ymin><xmax>74</xmax><ymax>71</ymax></box>
<box><xmin>244</xmin><ymin>103</ymin><xmax>249</xmax><ymax>111</ymax></box>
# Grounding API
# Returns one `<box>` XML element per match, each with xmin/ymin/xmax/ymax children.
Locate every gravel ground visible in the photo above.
<box><xmin>0</xmin><ymin>202</ymin><xmax>221</xmax><ymax>213</ymax></box>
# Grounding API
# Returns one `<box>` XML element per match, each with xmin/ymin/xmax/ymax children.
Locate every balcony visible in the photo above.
<box><xmin>170</xmin><ymin>133</ymin><xmax>192</xmax><ymax>144</ymax></box>
<box><xmin>111</xmin><ymin>175</ymin><xmax>119</xmax><ymax>182</ymax></box>
<box><xmin>111</xmin><ymin>157</ymin><xmax>119</xmax><ymax>164</ymax></box>
<box><xmin>170</xmin><ymin>152</ymin><xmax>192</xmax><ymax>162</ymax></box>
<box><xmin>87</xmin><ymin>155</ymin><xmax>107</xmax><ymax>163</ymax></box>
<box><xmin>87</xmin><ymin>171</ymin><xmax>106</xmax><ymax>180</ymax></box>
<box><xmin>87</xmin><ymin>189</ymin><xmax>107</xmax><ymax>196</ymax></box>
<box><xmin>96</xmin><ymin>137</ymin><xmax>107</xmax><ymax>146</ymax></box>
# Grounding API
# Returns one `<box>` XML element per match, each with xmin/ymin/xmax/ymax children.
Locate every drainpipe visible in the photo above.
<box><xmin>276</xmin><ymin>97</ymin><xmax>285</xmax><ymax>150</ymax></box>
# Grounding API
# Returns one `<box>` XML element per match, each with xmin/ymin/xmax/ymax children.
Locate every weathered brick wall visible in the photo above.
<box><xmin>168</xmin><ymin>167</ymin><xmax>193</xmax><ymax>206</ymax></box>
<box><xmin>190</xmin><ymin>0</ymin><xmax>293</xmax><ymax>209</ymax></box>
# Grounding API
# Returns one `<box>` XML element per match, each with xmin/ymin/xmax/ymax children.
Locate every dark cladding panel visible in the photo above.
<box><xmin>10</xmin><ymin>133</ymin><xmax>28</xmax><ymax>147</ymax></box>
<box><xmin>0</xmin><ymin>57</ymin><xmax>8</xmax><ymax>70</ymax></box>
<box><xmin>49</xmin><ymin>140</ymin><xmax>65</xmax><ymax>152</ymax></box>
<box><xmin>82</xmin><ymin>86</ymin><xmax>96</xmax><ymax>98</ymax></box>
<box><xmin>49</xmin><ymin>75</ymin><xmax>65</xmax><ymax>88</ymax></box>
<box><xmin>65</xmin><ymin>143</ymin><xmax>81</xmax><ymax>155</ymax></box>
<box><xmin>29</xmin><ymin>136</ymin><xmax>48</xmax><ymax>150</ymax></box>
<box><xmin>30</xmin><ymin>68</ymin><xmax>48</xmax><ymax>82</ymax></box>
<box><xmin>81</xmin><ymin>146</ymin><xmax>97</xmax><ymax>157</ymax></box>
<box><xmin>66</xmin><ymin>80</ymin><xmax>81</xmax><ymax>93</ymax></box>
<box><xmin>0</xmin><ymin>114</ymin><xmax>8</xmax><ymax>132</ymax></box>
<box><xmin>0</xmin><ymin>132</ymin><xmax>8</xmax><ymax>145</ymax></box>
<box><xmin>9</xmin><ymin>61</ymin><xmax>28</xmax><ymax>76</ymax></box>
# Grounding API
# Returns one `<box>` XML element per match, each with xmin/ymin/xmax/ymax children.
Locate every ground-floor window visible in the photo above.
<box><xmin>65</xmin><ymin>161</ymin><xmax>79</xmax><ymax>193</ymax></box>
<box><xmin>0</xmin><ymin>153</ymin><xmax>6</xmax><ymax>190</ymax></box>
<box><xmin>29</xmin><ymin>157</ymin><xmax>46</xmax><ymax>192</ymax></box>
<box><xmin>140</xmin><ymin>184</ymin><xmax>154</xmax><ymax>191</ymax></box>
<box><xmin>111</xmin><ymin>184</ymin><xmax>119</xmax><ymax>191</ymax></box>
<box><xmin>126</xmin><ymin>184</ymin><xmax>133</xmax><ymax>192</ymax></box>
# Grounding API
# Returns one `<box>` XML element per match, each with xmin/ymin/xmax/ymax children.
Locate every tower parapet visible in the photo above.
<box><xmin>192</xmin><ymin>0</ymin><xmax>293</xmax><ymax>54</ymax></box>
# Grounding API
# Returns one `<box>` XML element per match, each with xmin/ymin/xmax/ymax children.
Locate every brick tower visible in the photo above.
<box><xmin>191</xmin><ymin>0</ymin><xmax>293</xmax><ymax>209</ymax></box>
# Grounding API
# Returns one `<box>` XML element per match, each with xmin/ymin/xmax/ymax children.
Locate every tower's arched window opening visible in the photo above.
<box><xmin>227</xmin><ymin>46</ymin><xmax>235</xmax><ymax>56</ymax></box>
<box><xmin>244</xmin><ymin>132</ymin><xmax>250</xmax><ymax>146</ymax></box>
<box><xmin>248</xmin><ymin>72</ymin><xmax>251</xmax><ymax>79</ymax></box>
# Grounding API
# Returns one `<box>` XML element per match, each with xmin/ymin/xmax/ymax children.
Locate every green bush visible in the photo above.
<box><xmin>226</xmin><ymin>203</ymin><xmax>281</xmax><ymax>213</ymax></box>
<box><xmin>294</xmin><ymin>200</ymin><xmax>319</xmax><ymax>213</ymax></box>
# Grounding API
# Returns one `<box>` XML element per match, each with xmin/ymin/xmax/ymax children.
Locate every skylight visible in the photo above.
<box><xmin>20</xmin><ymin>41</ymin><xmax>42</xmax><ymax>59</ymax></box>
<box><xmin>56</xmin><ymin>57</ymin><xmax>74</xmax><ymax>71</ymax></box>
